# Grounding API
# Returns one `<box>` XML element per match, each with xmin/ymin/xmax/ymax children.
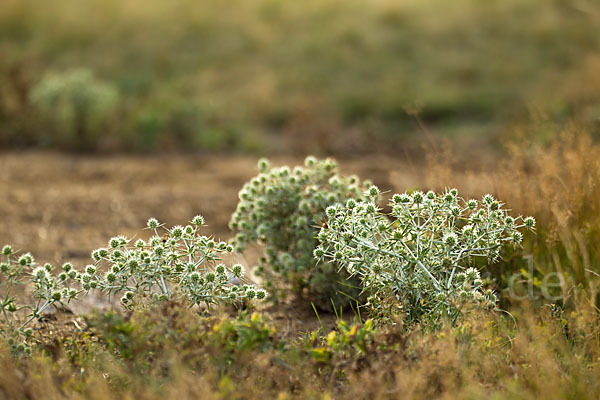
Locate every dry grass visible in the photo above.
<box><xmin>1</xmin><ymin>290</ymin><xmax>599</xmax><ymax>399</ymax></box>
<box><xmin>391</xmin><ymin>128</ymin><xmax>600</xmax><ymax>292</ymax></box>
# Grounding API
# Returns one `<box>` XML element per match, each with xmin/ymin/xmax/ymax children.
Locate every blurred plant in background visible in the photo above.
<box><xmin>1</xmin><ymin>0</ymin><xmax>599</xmax><ymax>153</ymax></box>
<box><xmin>30</xmin><ymin>68</ymin><xmax>118</xmax><ymax>150</ymax></box>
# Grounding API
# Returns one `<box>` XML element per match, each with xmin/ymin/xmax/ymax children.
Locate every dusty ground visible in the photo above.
<box><xmin>0</xmin><ymin>151</ymin><xmax>414</xmax><ymax>327</ymax></box>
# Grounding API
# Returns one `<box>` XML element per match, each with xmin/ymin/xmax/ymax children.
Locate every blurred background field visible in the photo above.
<box><xmin>1</xmin><ymin>0</ymin><xmax>599</xmax><ymax>155</ymax></box>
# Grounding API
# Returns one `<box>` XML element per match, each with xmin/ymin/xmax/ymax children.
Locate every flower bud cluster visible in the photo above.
<box><xmin>229</xmin><ymin>156</ymin><xmax>371</xmax><ymax>305</ymax></box>
<box><xmin>315</xmin><ymin>189</ymin><xmax>535</xmax><ymax>326</ymax></box>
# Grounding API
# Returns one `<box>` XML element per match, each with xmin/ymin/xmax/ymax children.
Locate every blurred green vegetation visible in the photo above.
<box><xmin>1</xmin><ymin>0</ymin><xmax>599</xmax><ymax>153</ymax></box>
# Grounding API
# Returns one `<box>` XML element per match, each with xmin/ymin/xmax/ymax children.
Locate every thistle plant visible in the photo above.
<box><xmin>315</xmin><ymin>188</ymin><xmax>536</xmax><ymax>327</ymax></box>
<box><xmin>230</xmin><ymin>157</ymin><xmax>371</xmax><ymax>307</ymax></box>
<box><xmin>0</xmin><ymin>216</ymin><xmax>264</xmax><ymax>356</ymax></box>
<box><xmin>86</xmin><ymin>216</ymin><xmax>265</xmax><ymax>310</ymax></box>
<box><xmin>0</xmin><ymin>245</ymin><xmax>82</xmax><ymax>355</ymax></box>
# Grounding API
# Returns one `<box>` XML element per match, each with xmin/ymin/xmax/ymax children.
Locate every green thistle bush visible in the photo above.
<box><xmin>0</xmin><ymin>245</ymin><xmax>82</xmax><ymax>356</ymax></box>
<box><xmin>87</xmin><ymin>216</ymin><xmax>265</xmax><ymax>310</ymax></box>
<box><xmin>230</xmin><ymin>157</ymin><xmax>372</xmax><ymax>308</ymax></box>
<box><xmin>315</xmin><ymin>189</ymin><xmax>535</xmax><ymax>328</ymax></box>
<box><xmin>0</xmin><ymin>216</ymin><xmax>264</xmax><ymax>356</ymax></box>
